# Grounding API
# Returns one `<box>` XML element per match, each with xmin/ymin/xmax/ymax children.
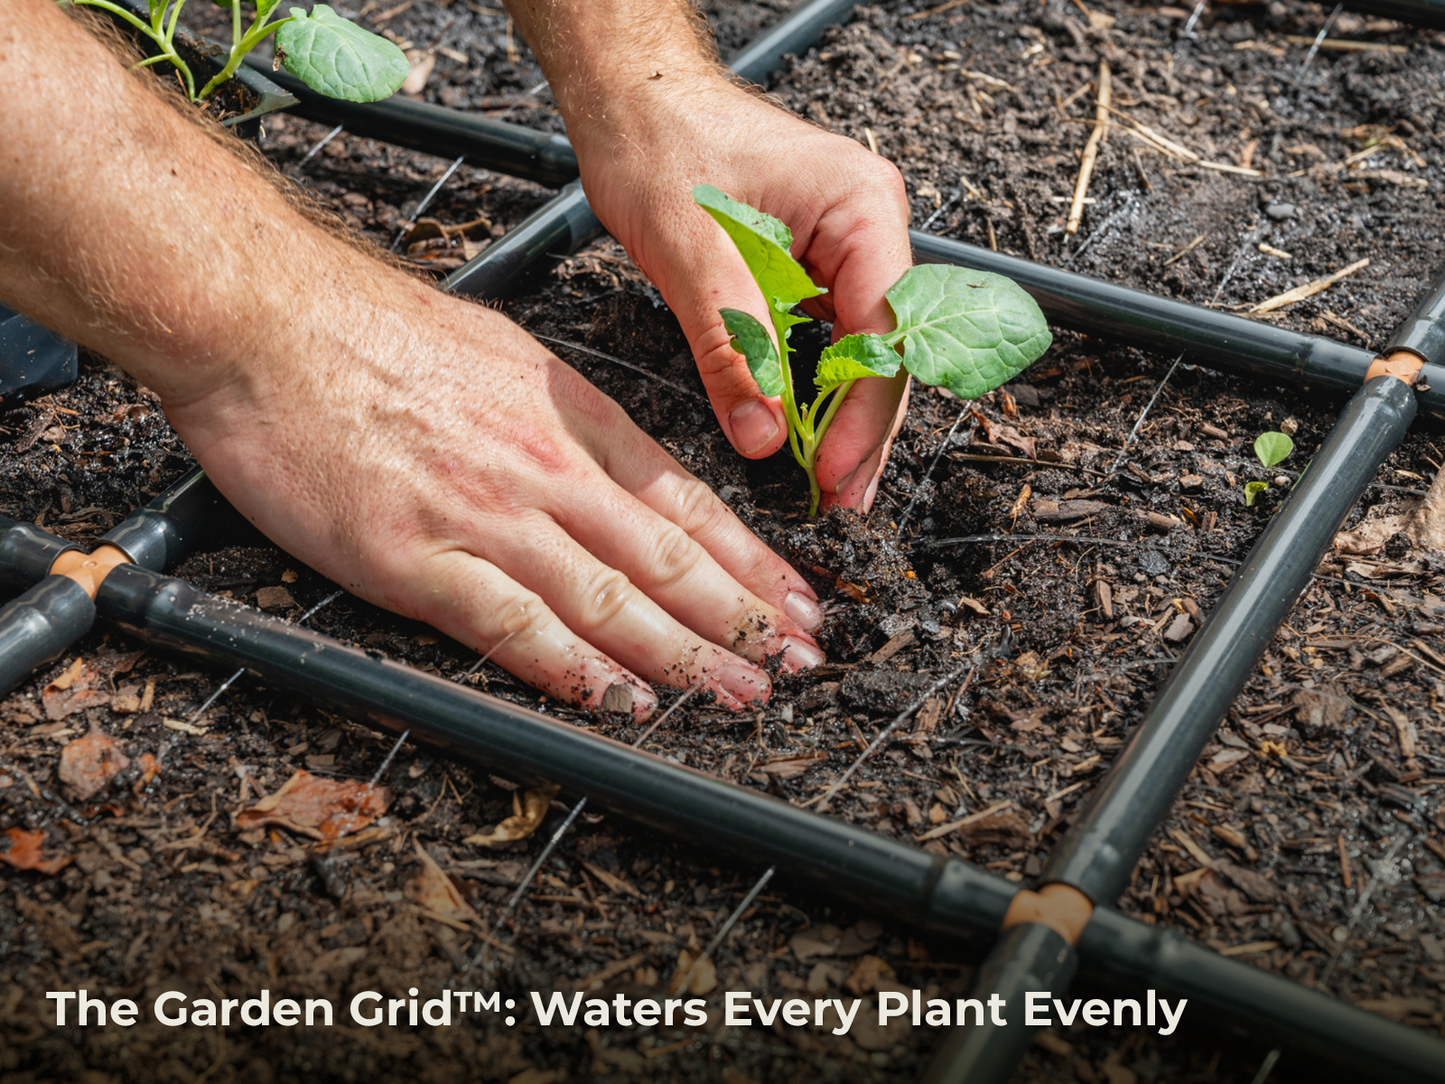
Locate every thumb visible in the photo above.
<box><xmin>652</xmin><ymin>227</ymin><xmax>790</xmax><ymax>460</ymax></box>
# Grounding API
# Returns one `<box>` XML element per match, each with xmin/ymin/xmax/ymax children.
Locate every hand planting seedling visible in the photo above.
<box><xmin>65</xmin><ymin>0</ymin><xmax>408</xmax><ymax>103</ymax></box>
<box><xmin>1246</xmin><ymin>430</ymin><xmax>1294</xmax><ymax>506</ymax></box>
<box><xmin>694</xmin><ymin>185</ymin><xmax>1052</xmax><ymax>514</ymax></box>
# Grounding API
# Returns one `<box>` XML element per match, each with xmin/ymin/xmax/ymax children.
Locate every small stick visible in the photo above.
<box><xmin>531</xmin><ymin>333</ymin><xmax>706</xmax><ymax>401</ymax></box>
<box><xmin>1251</xmin><ymin>257</ymin><xmax>1370</xmax><ymax>314</ymax></box>
<box><xmin>1337</xmin><ymin>834</ymin><xmax>1352</xmax><ymax>891</ymax></box>
<box><xmin>295</xmin><ymin>124</ymin><xmax>343</xmax><ymax>171</ymax></box>
<box><xmin>672</xmin><ymin>865</ymin><xmax>775</xmax><ymax>994</ymax></box>
<box><xmin>1300</xmin><ymin>2</ymin><xmax>1344</xmax><ymax>73</ymax></box>
<box><xmin>897</xmin><ymin>407</ymin><xmax>971</xmax><ymax>536</ymax></box>
<box><xmin>1067</xmin><ymin>60</ymin><xmax>1111</xmax><ymax>235</ymax></box>
<box><xmin>1111</xmin><ymin>353</ymin><xmax>1183</xmax><ymax>473</ymax></box>
<box><xmin>391</xmin><ymin>155</ymin><xmax>466</xmax><ymax>251</ymax></box>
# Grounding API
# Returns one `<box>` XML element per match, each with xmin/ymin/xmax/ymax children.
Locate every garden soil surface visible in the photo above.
<box><xmin>3</xmin><ymin>1</ymin><xmax>1445</xmax><ymax>1082</ymax></box>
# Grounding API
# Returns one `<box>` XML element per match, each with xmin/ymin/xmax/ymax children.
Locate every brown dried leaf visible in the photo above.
<box><xmin>1335</xmin><ymin>507</ymin><xmax>1416</xmax><ymax>556</ymax></box>
<box><xmin>463</xmin><ymin>784</ymin><xmax>559</xmax><ymax>847</ymax></box>
<box><xmin>235</xmin><ymin>769</ymin><xmax>391</xmax><ymax>842</ymax></box>
<box><xmin>407</xmin><ymin>839</ymin><xmax>479</xmax><ymax>923</ymax></box>
<box><xmin>668</xmin><ymin>948</ymin><xmax>717</xmax><ymax>995</ymax></box>
<box><xmin>756</xmin><ymin>750</ymin><xmax>828</xmax><ymax>779</ymax></box>
<box><xmin>0</xmin><ymin>827</ymin><xmax>72</xmax><ymax>875</ymax></box>
<box><xmin>58</xmin><ymin>729</ymin><xmax>130</xmax><ymax>801</ymax></box>
<box><xmin>42</xmin><ymin>658</ymin><xmax>107</xmax><ymax>720</ymax></box>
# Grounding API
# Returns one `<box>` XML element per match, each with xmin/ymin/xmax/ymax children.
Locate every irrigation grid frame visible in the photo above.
<box><xmin>4</xmin><ymin>1</ymin><xmax>1445</xmax><ymax>1081</ymax></box>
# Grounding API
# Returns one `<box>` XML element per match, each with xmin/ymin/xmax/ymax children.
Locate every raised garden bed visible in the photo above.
<box><xmin>2</xmin><ymin>1</ymin><xmax>1444</xmax><ymax>1082</ymax></box>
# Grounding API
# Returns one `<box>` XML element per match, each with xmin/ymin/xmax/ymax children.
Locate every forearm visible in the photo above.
<box><xmin>501</xmin><ymin>0</ymin><xmax>721</xmax><ymax>141</ymax></box>
<box><xmin>0</xmin><ymin>0</ymin><xmax>414</xmax><ymax>410</ymax></box>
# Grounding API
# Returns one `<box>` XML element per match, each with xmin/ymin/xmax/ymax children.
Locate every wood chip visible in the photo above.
<box><xmin>915</xmin><ymin>799</ymin><xmax>1012</xmax><ymax>841</ymax></box>
<box><xmin>868</xmin><ymin>629</ymin><xmax>917</xmax><ymax>664</ymax></box>
<box><xmin>1251</xmin><ymin>258</ymin><xmax>1370</xmax><ymax>314</ymax></box>
<box><xmin>1067</xmin><ymin>60</ymin><xmax>1110</xmax><ymax>234</ymax></box>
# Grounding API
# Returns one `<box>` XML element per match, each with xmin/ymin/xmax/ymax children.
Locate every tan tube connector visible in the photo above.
<box><xmin>1364</xmin><ymin>349</ymin><xmax>1425</xmax><ymax>386</ymax></box>
<box><xmin>49</xmin><ymin>544</ymin><xmax>133</xmax><ymax>598</ymax></box>
<box><xmin>1001</xmin><ymin>882</ymin><xmax>1094</xmax><ymax>946</ymax></box>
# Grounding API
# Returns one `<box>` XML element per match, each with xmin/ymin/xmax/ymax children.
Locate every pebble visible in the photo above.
<box><xmin>1274</xmin><ymin>475</ymin><xmax>1291</xmax><ymax>488</ymax></box>
<box><xmin>1265</xmin><ymin>202</ymin><xmax>1296</xmax><ymax>220</ymax></box>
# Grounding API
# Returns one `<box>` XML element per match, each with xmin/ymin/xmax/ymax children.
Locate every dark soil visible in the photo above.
<box><xmin>2</xmin><ymin>2</ymin><xmax>1444</xmax><ymax>1083</ymax></box>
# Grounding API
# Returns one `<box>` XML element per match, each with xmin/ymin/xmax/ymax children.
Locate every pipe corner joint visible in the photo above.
<box><xmin>1002</xmin><ymin>882</ymin><xmax>1094</xmax><ymax>945</ymax></box>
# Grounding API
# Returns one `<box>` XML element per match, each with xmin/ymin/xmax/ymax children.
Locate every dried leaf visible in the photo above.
<box><xmin>58</xmin><ymin>729</ymin><xmax>130</xmax><ymax>801</ymax></box>
<box><xmin>463</xmin><ymin>784</ymin><xmax>559</xmax><ymax>847</ymax></box>
<box><xmin>1335</xmin><ymin>507</ymin><xmax>1416</xmax><ymax>555</ymax></box>
<box><xmin>407</xmin><ymin>839</ymin><xmax>479</xmax><ymax>923</ymax></box>
<box><xmin>669</xmin><ymin>948</ymin><xmax>717</xmax><ymax>995</ymax></box>
<box><xmin>0</xmin><ymin>827</ymin><xmax>72</xmax><ymax>874</ymax></box>
<box><xmin>42</xmin><ymin>658</ymin><xmax>107</xmax><ymax>720</ymax></box>
<box><xmin>756</xmin><ymin>751</ymin><xmax>828</xmax><ymax>779</ymax></box>
<box><xmin>236</xmin><ymin>769</ymin><xmax>391</xmax><ymax>842</ymax></box>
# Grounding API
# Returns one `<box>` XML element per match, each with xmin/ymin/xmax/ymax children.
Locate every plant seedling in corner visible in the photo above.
<box><xmin>65</xmin><ymin>1</ymin><xmax>408</xmax><ymax>103</ymax></box>
<box><xmin>693</xmin><ymin>185</ymin><xmax>1052</xmax><ymax>514</ymax></box>
<box><xmin>1246</xmin><ymin>430</ymin><xmax>1294</xmax><ymax>506</ymax></box>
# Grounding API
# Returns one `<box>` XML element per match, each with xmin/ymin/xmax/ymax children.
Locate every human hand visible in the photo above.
<box><xmin>165</xmin><ymin>278</ymin><xmax>825</xmax><ymax>719</ymax></box>
<box><xmin>569</xmin><ymin>75</ymin><xmax>913</xmax><ymax>512</ymax></box>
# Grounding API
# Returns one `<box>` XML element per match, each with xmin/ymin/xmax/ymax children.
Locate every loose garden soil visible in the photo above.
<box><xmin>2</xmin><ymin>1</ymin><xmax>1444</xmax><ymax>1082</ymax></box>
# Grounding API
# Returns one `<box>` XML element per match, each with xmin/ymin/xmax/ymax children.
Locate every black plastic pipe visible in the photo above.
<box><xmin>928</xmin><ymin>373</ymin><xmax>1420</xmax><ymax>1083</ymax></box>
<box><xmin>1046</xmin><ymin>375</ymin><xmax>1416</xmax><ymax>901</ymax></box>
<box><xmin>1349</xmin><ymin>0</ymin><xmax>1445</xmax><ymax>29</ymax></box>
<box><xmin>442</xmin><ymin>181</ymin><xmax>604</xmax><ymax>298</ymax></box>
<box><xmin>0</xmin><ymin>575</ymin><xmax>96</xmax><ymax>696</ymax></box>
<box><xmin>1387</xmin><ymin>261</ymin><xmax>1445</xmax><ymax>364</ymax></box>
<box><xmin>728</xmin><ymin>0</ymin><xmax>858</xmax><ymax>84</ymax></box>
<box><xmin>249</xmin><ymin>65</ymin><xmax>581</xmax><ymax>189</ymax></box>
<box><xmin>911</xmin><ymin>231</ymin><xmax>1445</xmax><ymax>421</ymax></box>
<box><xmin>0</xmin><ymin>516</ymin><xmax>1439</xmax><ymax>1076</ymax></box>
<box><xmin>0</xmin><ymin>468</ymin><xmax>228</xmax><ymax>699</ymax></box>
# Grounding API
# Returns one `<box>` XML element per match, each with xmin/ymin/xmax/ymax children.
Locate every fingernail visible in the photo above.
<box><xmin>714</xmin><ymin>660</ymin><xmax>772</xmax><ymax>706</ymax></box>
<box><xmin>729</xmin><ymin>400</ymin><xmax>780</xmax><ymax>455</ymax></box>
<box><xmin>784</xmin><ymin>591</ymin><xmax>824</xmax><ymax>631</ymax></box>
<box><xmin>862</xmin><ymin>472</ymin><xmax>881</xmax><ymax>512</ymax></box>
<box><xmin>779</xmin><ymin>635</ymin><xmax>825</xmax><ymax>673</ymax></box>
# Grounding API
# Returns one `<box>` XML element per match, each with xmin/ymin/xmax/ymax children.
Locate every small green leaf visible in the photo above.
<box><xmin>1253</xmin><ymin>431</ymin><xmax>1294</xmax><ymax>468</ymax></box>
<box><xmin>692</xmin><ymin>186</ymin><xmax>822</xmax><ymax>311</ymax></box>
<box><xmin>275</xmin><ymin>4</ymin><xmax>409</xmax><ymax>102</ymax></box>
<box><xmin>720</xmin><ymin>309</ymin><xmax>784</xmax><ymax>398</ymax></box>
<box><xmin>885</xmin><ymin>265</ymin><xmax>1052</xmax><ymax>400</ymax></box>
<box><xmin>257</xmin><ymin>0</ymin><xmax>283</xmax><ymax>19</ymax></box>
<box><xmin>814</xmin><ymin>334</ymin><xmax>901</xmax><ymax>392</ymax></box>
<box><xmin>1244</xmin><ymin>481</ymin><xmax>1270</xmax><ymax>507</ymax></box>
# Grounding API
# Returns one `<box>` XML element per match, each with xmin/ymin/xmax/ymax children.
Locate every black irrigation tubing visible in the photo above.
<box><xmin>909</xmin><ymin>232</ymin><xmax>1445</xmax><ymax>422</ymax></box>
<box><xmin>0</xmin><ymin>467</ymin><xmax>232</xmax><ymax>697</ymax></box>
<box><xmin>919</xmin><ymin>267</ymin><xmax>1445</xmax><ymax>1084</ymax></box>
<box><xmin>1351</xmin><ymin>0</ymin><xmax>1445</xmax><ymax>29</ymax></box>
<box><xmin>0</xmin><ymin>521</ymin><xmax>1435</xmax><ymax>1080</ymax></box>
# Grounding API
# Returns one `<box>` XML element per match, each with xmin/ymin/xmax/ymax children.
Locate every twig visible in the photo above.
<box><xmin>294</xmin><ymin>124</ymin><xmax>343</xmax><ymax>171</ymax></box>
<box><xmin>673</xmin><ymin>866</ymin><xmax>775</xmax><ymax>993</ymax></box>
<box><xmin>391</xmin><ymin>155</ymin><xmax>466</xmax><ymax>251</ymax></box>
<box><xmin>897</xmin><ymin>408</ymin><xmax>971</xmax><ymax>536</ymax></box>
<box><xmin>1250</xmin><ymin>258</ymin><xmax>1370</xmax><ymax>314</ymax></box>
<box><xmin>1067</xmin><ymin>60</ymin><xmax>1110</xmax><ymax>235</ymax></box>
<box><xmin>530</xmin><ymin>333</ymin><xmax>706</xmax><ymax>401</ymax></box>
<box><xmin>809</xmin><ymin>662</ymin><xmax>973</xmax><ymax>810</ymax></box>
<box><xmin>1250</xmin><ymin>1049</ymin><xmax>1283</xmax><ymax>1084</ymax></box>
<box><xmin>632</xmin><ymin>683</ymin><xmax>703</xmax><ymax>749</ymax></box>
<box><xmin>1299</xmin><ymin>2</ymin><xmax>1344</xmax><ymax>73</ymax></box>
<box><xmin>1110</xmin><ymin>354</ymin><xmax>1183</xmax><ymax>473</ymax></box>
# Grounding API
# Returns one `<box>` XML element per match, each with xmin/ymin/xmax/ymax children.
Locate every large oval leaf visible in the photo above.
<box><xmin>276</xmin><ymin>5</ymin><xmax>408</xmax><ymax>103</ymax></box>
<box><xmin>885</xmin><ymin>265</ymin><xmax>1051</xmax><ymax>400</ymax></box>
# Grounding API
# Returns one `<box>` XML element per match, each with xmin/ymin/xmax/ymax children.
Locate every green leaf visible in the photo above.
<box><xmin>692</xmin><ymin>185</ymin><xmax>822</xmax><ymax>311</ymax></box>
<box><xmin>814</xmin><ymin>334</ymin><xmax>901</xmax><ymax>392</ymax></box>
<box><xmin>257</xmin><ymin>0</ymin><xmax>283</xmax><ymax>18</ymax></box>
<box><xmin>885</xmin><ymin>265</ymin><xmax>1051</xmax><ymax>400</ymax></box>
<box><xmin>1244</xmin><ymin>481</ymin><xmax>1270</xmax><ymax>507</ymax></box>
<box><xmin>275</xmin><ymin>4</ymin><xmax>409</xmax><ymax>102</ymax></box>
<box><xmin>720</xmin><ymin>309</ymin><xmax>784</xmax><ymax>398</ymax></box>
<box><xmin>1253</xmin><ymin>431</ymin><xmax>1294</xmax><ymax>468</ymax></box>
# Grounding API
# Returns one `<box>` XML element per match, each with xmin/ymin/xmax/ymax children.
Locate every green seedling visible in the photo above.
<box><xmin>1253</xmin><ymin>431</ymin><xmax>1294</xmax><ymax>469</ymax></box>
<box><xmin>66</xmin><ymin>1</ymin><xmax>408</xmax><ymax>103</ymax></box>
<box><xmin>694</xmin><ymin>185</ymin><xmax>1052</xmax><ymax>514</ymax></box>
<box><xmin>1246</xmin><ymin>430</ymin><xmax>1294</xmax><ymax>507</ymax></box>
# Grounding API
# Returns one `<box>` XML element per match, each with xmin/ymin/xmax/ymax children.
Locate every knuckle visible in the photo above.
<box><xmin>576</xmin><ymin>566</ymin><xmax>636</xmax><ymax>632</ymax></box>
<box><xmin>644</xmin><ymin>523</ymin><xmax>700</xmax><ymax>593</ymax></box>
<box><xmin>670</xmin><ymin>476</ymin><xmax>727</xmax><ymax>537</ymax></box>
<box><xmin>496</xmin><ymin>589</ymin><xmax>553</xmax><ymax>646</ymax></box>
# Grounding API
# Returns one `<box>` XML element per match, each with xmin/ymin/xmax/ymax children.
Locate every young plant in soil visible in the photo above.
<box><xmin>694</xmin><ymin>185</ymin><xmax>1052</xmax><ymax>514</ymax></box>
<box><xmin>1246</xmin><ymin>430</ymin><xmax>1294</xmax><ymax>506</ymax></box>
<box><xmin>65</xmin><ymin>0</ymin><xmax>408</xmax><ymax>103</ymax></box>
